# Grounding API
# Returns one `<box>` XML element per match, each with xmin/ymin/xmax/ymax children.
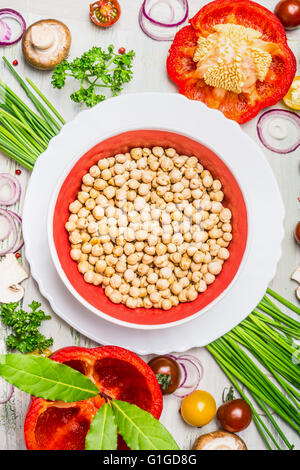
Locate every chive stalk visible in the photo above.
<box><xmin>207</xmin><ymin>291</ymin><xmax>300</xmax><ymax>450</ymax></box>
<box><xmin>0</xmin><ymin>58</ymin><xmax>65</xmax><ymax>170</ymax></box>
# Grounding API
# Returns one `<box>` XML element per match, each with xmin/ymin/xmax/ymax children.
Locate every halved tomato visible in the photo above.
<box><xmin>90</xmin><ymin>0</ymin><xmax>121</xmax><ymax>28</ymax></box>
<box><xmin>24</xmin><ymin>346</ymin><xmax>163</xmax><ymax>450</ymax></box>
<box><xmin>167</xmin><ymin>0</ymin><xmax>296</xmax><ymax>123</ymax></box>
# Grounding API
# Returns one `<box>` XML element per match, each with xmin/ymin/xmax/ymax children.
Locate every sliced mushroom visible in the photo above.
<box><xmin>291</xmin><ymin>265</ymin><xmax>300</xmax><ymax>284</ymax></box>
<box><xmin>0</xmin><ymin>253</ymin><xmax>28</xmax><ymax>303</ymax></box>
<box><xmin>193</xmin><ymin>430</ymin><xmax>247</xmax><ymax>450</ymax></box>
<box><xmin>296</xmin><ymin>286</ymin><xmax>300</xmax><ymax>301</ymax></box>
<box><xmin>22</xmin><ymin>19</ymin><xmax>71</xmax><ymax>70</ymax></box>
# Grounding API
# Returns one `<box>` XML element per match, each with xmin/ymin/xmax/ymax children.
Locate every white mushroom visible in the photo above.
<box><xmin>291</xmin><ymin>265</ymin><xmax>300</xmax><ymax>284</ymax></box>
<box><xmin>296</xmin><ymin>286</ymin><xmax>300</xmax><ymax>301</ymax></box>
<box><xmin>22</xmin><ymin>19</ymin><xmax>71</xmax><ymax>70</ymax></box>
<box><xmin>193</xmin><ymin>430</ymin><xmax>247</xmax><ymax>450</ymax></box>
<box><xmin>0</xmin><ymin>254</ymin><xmax>28</xmax><ymax>303</ymax></box>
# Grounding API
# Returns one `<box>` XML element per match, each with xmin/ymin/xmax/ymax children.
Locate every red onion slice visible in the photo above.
<box><xmin>0</xmin><ymin>384</ymin><xmax>14</xmax><ymax>405</ymax></box>
<box><xmin>143</xmin><ymin>0</ymin><xmax>188</xmax><ymax>27</ymax></box>
<box><xmin>168</xmin><ymin>353</ymin><xmax>204</xmax><ymax>398</ymax></box>
<box><xmin>0</xmin><ymin>19</ymin><xmax>11</xmax><ymax>42</ymax></box>
<box><xmin>0</xmin><ymin>209</ymin><xmax>18</xmax><ymax>256</ymax></box>
<box><xmin>139</xmin><ymin>0</ymin><xmax>189</xmax><ymax>41</ymax></box>
<box><xmin>257</xmin><ymin>109</ymin><xmax>300</xmax><ymax>154</ymax></box>
<box><xmin>0</xmin><ymin>9</ymin><xmax>26</xmax><ymax>47</ymax></box>
<box><xmin>148</xmin><ymin>0</ymin><xmax>175</xmax><ymax>24</ymax></box>
<box><xmin>0</xmin><ymin>173</ymin><xmax>21</xmax><ymax>206</ymax></box>
<box><xmin>6</xmin><ymin>210</ymin><xmax>24</xmax><ymax>253</ymax></box>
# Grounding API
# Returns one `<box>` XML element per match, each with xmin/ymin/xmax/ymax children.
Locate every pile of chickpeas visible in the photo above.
<box><xmin>65</xmin><ymin>147</ymin><xmax>232</xmax><ymax>311</ymax></box>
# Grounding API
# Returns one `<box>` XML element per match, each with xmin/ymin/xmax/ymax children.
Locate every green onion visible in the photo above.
<box><xmin>207</xmin><ymin>291</ymin><xmax>300</xmax><ymax>450</ymax></box>
<box><xmin>0</xmin><ymin>57</ymin><xmax>65</xmax><ymax>170</ymax></box>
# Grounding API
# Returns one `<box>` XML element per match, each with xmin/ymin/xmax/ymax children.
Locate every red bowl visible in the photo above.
<box><xmin>51</xmin><ymin>129</ymin><xmax>248</xmax><ymax>329</ymax></box>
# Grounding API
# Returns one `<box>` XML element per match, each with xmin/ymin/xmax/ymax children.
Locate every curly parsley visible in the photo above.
<box><xmin>0</xmin><ymin>301</ymin><xmax>53</xmax><ymax>354</ymax></box>
<box><xmin>51</xmin><ymin>45</ymin><xmax>135</xmax><ymax>107</ymax></box>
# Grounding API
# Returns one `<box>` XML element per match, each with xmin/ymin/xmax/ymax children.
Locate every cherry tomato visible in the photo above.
<box><xmin>295</xmin><ymin>221</ymin><xmax>300</xmax><ymax>243</ymax></box>
<box><xmin>217</xmin><ymin>399</ymin><xmax>252</xmax><ymax>432</ymax></box>
<box><xmin>148</xmin><ymin>356</ymin><xmax>181</xmax><ymax>395</ymax></box>
<box><xmin>118</xmin><ymin>47</ymin><xmax>126</xmax><ymax>55</ymax></box>
<box><xmin>12</xmin><ymin>60</ymin><xmax>18</xmax><ymax>66</ymax></box>
<box><xmin>275</xmin><ymin>0</ymin><xmax>300</xmax><ymax>29</ymax></box>
<box><xmin>181</xmin><ymin>390</ymin><xmax>216</xmax><ymax>427</ymax></box>
<box><xmin>15</xmin><ymin>169</ymin><xmax>21</xmax><ymax>175</ymax></box>
<box><xmin>90</xmin><ymin>0</ymin><xmax>121</xmax><ymax>28</ymax></box>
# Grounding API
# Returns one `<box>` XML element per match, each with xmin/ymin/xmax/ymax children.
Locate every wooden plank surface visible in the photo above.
<box><xmin>0</xmin><ymin>0</ymin><xmax>299</xmax><ymax>450</ymax></box>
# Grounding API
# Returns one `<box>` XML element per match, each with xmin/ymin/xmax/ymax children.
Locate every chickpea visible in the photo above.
<box><xmin>203</xmin><ymin>272</ymin><xmax>215</xmax><ymax>285</ymax></box>
<box><xmin>218</xmin><ymin>247</ymin><xmax>230</xmax><ymax>260</ymax></box>
<box><xmin>70</xmin><ymin>249</ymin><xmax>81</xmax><ymax>261</ymax></box>
<box><xmin>69</xmin><ymin>200</ymin><xmax>82</xmax><ymax>214</ymax></box>
<box><xmin>208</xmin><ymin>261</ymin><xmax>222</xmax><ymax>275</ymax></box>
<box><xmin>78</xmin><ymin>261</ymin><xmax>89</xmax><ymax>274</ymax></box>
<box><xmin>161</xmin><ymin>299</ymin><xmax>172</xmax><ymax>310</ymax></box>
<box><xmin>82</xmin><ymin>173</ymin><xmax>94</xmax><ymax>186</ymax></box>
<box><xmin>84</xmin><ymin>270</ymin><xmax>95</xmax><ymax>284</ymax></box>
<box><xmin>156</xmin><ymin>279</ymin><xmax>169</xmax><ymax>290</ymax></box>
<box><xmin>109</xmin><ymin>290</ymin><xmax>122</xmax><ymax>304</ymax></box>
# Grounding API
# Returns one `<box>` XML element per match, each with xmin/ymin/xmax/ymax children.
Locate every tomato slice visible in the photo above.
<box><xmin>167</xmin><ymin>0</ymin><xmax>296</xmax><ymax>123</ymax></box>
<box><xmin>24</xmin><ymin>346</ymin><xmax>163</xmax><ymax>450</ymax></box>
<box><xmin>90</xmin><ymin>0</ymin><xmax>121</xmax><ymax>28</ymax></box>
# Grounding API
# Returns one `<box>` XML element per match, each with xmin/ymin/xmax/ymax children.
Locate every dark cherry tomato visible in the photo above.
<box><xmin>148</xmin><ymin>356</ymin><xmax>181</xmax><ymax>395</ymax></box>
<box><xmin>217</xmin><ymin>399</ymin><xmax>252</xmax><ymax>432</ymax></box>
<box><xmin>295</xmin><ymin>221</ymin><xmax>300</xmax><ymax>243</ymax></box>
<box><xmin>15</xmin><ymin>169</ymin><xmax>21</xmax><ymax>175</ymax></box>
<box><xmin>118</xmin><ymin>47</ymin><xmax>126</xmax><ymax>54</ymax></box>
<box><xmin>275</xmin><ymin>0</ymin><xmax>300</xmax><ymax>29</ymax></box>
<box><xmin>90</xmin><ymin>0</ymin><xmax>121</xmax><ymax>28</ymax></box>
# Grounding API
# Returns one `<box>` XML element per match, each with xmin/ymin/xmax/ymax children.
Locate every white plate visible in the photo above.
<box><xmin>23</xmin><ymin>93</ymin><xmax>284</xmax><ymax>354</ymax></box>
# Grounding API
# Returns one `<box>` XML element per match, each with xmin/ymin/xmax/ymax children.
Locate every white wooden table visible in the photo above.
<box><xmin>0</xmin><ymin>0</ymin><xmax>299</xmax><ymax>450</ymax></box>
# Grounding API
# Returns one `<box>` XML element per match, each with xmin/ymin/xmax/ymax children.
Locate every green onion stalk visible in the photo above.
<box><xmin>207</xmin><ymin>289</ymin><xmax>300</xmax><ymax>450</ymax></box>
<box><xmin>0</xmin><ymin>57</ymin><xmax>65</xmax><ymax>170</ymax></box>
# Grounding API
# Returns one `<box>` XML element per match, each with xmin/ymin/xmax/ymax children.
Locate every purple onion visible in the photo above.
<box><xmin>0</xmin><ymin>9</ymin><xmax>26</xmax><ymax>47</ymax></box>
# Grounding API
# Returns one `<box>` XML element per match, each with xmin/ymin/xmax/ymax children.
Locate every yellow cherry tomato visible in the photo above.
<box><xmin>181</xmin><ymin>390</ymin><xmax>216</xmax><ymax>427</ymax></box>
<box><xmin>283</xmin><ymin>76</ymin><xmax>300</xmax><ymax>110</ymax></box>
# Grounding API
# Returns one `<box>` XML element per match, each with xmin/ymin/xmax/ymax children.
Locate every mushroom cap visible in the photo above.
<box><xmin>22</xmin><ymin>19</ymin><xmax>71</xmax><ymax>70</ymax></box>
<box><xmin>193</xmin><ymin>430</ymin><xmax>247</xmax><ymax>450</ymax></box>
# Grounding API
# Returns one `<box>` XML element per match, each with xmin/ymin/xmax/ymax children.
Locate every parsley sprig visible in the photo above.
<box><xmin>0</xmin><ymin>301</ymin><xmax>53</xmax><ymax>354</ymax></box>
<box><xmin>51</xmin><ymin>45</ymin><xmax>135</xmax><ymax>107</ymax></box>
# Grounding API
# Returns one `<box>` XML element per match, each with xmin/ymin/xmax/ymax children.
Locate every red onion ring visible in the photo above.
<box><xmin>6</xmin><ymin>210</ymin><xmax>24</xmax><ymax>253</ymax></box>
<box><xmin>0</xmin><ymin>9</ymin><xmax>26</xmax><ymax>47</ymax></box>
<box><xmin>0</xmin><ymin>208</ymin><xmax>18</xmax><ymax>256</ymax></box>
<box><xmin>142</xmin><ymin>0</ymin><xmax>188</xmax><ymax>28</ymax></box>
<box><xmin>149</xmin><ymin>1</ymin><xmax>175</xmax><ymax>24</ymax></box>
<box><xmin>0</xmin><ymin>384</ymin><xmax>14</xmax><ymax>405</ymax></box>
<box><xmin>139</xmin><ymin>0</ymin><xmax>189</xmax><ymax>41</ymax></box>
<box><xmin>168</xmin><ymin>353</ymin><xmax>204</xmax><ymax>398</ymax></box>
<box><xmin>257</xmin><ymin>109</ymin><xmax>300</xmax><ymax>154</ymax></box>
<box><xmin>0</xmin><ymin>173</ymin><xmax>21</xmax><ymax>206</ymax></box>
<box><xmin>0</xmin><ymin>19</ymin><xmax>11</xmax><ymax>42</ymax></box>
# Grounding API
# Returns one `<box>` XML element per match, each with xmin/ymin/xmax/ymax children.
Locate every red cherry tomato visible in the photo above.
<box><xmin>15</xmin><ymin>169</ymin><xmax>21</xmax><ymax>175</ymax></box>
<box><xmin>217</xmin><ymin>399</ymin><xmax>252</xmax><ymax>433</ymax></box>
<box><xmin>295</xmin><ymin>221</ymin><xmax>300</xmax><ymax>243</ymax></box>
<box><xmin>118</xmin><ymin>47</ymin><xmax>126</xmax><ymax>54</ymax></box>
<box><xmin>148</xmin><ymin>356</ymin><xmax>181</xmax><ymax>395</ymax></box>
<box><xmin>12</xmin><ymin>59</ymin><xmax>18</xmax><ymax>66</ymax></box>
<box><xmin>90</xmin><ymin>0</ymin><xmax>121</xmax><ymax>28</ymax></box>
<box><xmin>275</xmin><ymin>0</ymin><xmax>300</xmax><ymax>29</ymax></box>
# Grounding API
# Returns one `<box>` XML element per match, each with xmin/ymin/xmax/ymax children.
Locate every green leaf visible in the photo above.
<box><xmin>0</xmin><ymin>354</ymin><xmax>99</xmax><ymax>402</ymax></box>
<box><xmin>85</xmin><ymin>403</ymin><xmax>117</xmax><ymax>450</ymax></box>
<box><xmin>112</xmin><ymin>400</ymin><xmax>179</xmax><ymax>450</ymax></box>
